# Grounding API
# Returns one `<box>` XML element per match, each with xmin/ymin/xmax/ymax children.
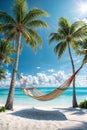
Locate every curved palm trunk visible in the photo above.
<box><xmin>67</xmin><ymin>42</ymin><xmax>78</xmax><ymax>108</ymax></box>
<box><xmin>5</xmin><ymin>32</ymin><xmax>21</xmax><ymax>110</ymax></box>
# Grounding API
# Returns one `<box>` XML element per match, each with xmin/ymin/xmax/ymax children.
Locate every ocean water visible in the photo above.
<box><xmin>0</xmin><ymin>87</ymin><xmax>87</xmax><ymax>107</ymax></box>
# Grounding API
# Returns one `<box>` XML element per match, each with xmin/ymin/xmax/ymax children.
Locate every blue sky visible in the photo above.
<box><xmin>0</xmin><ymin>0</ymin><xmax>87</xmax><ymax>87</ymax></box>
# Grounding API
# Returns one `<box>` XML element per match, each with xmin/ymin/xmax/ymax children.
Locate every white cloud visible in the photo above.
<box><xmin>0</xmin><ymin>70</ymin><xmax>87</xmax><ymax>88</ymax></box>
<box><xmin>0</xmin><ymin>71</ymin><xmax>19</xmax><ymax>88</ymax></box>
<box><xmin>76</xmin><ymin>75</ymin><xmax>87</xmax><ymax>87</ymax></box>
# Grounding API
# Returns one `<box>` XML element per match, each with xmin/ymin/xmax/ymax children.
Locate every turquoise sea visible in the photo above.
<box><xmin>0</xmin><ymin>87</ymin><xmax>87</xmax><ymax>107</ymax></box>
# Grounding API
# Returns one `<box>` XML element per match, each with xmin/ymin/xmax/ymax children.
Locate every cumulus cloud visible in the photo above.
<box><xmin>22</xmin><ymin>71</ymin><xmax>67</xmax><ymax>87</ymax></box>
<box><xmin>0</xmin><ymin>70</ymin><xmax>87</xmax><ymax>88</ymax></box>
<box><xmin>0</xmin><ymin>71</ymin><xmax>19</xmax><ymax>88</ymax></box>
<box><xmin>76</xmin><ymin>75</ymin><xmax>87</xmax><ymax>87</ymax></box>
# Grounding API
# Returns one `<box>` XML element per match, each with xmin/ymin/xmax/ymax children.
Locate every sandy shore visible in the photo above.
<box><xmin>0</xmin><ymin>105</ymin><xmax>87</xmax><ymax>130</ymax></box>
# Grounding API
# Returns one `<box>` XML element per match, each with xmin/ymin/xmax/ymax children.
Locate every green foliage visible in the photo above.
<box><xmin>0</xmin><ymin>39</ymin><xmax>15</xmax><ymax>65</ymax></box>
<box><xmin>75</xmin><ymin>38</ymin><xmax>87</xmax><ymax>65</ymax></box>
<box><xmin>12</xmin><ymin>0</ymin><xmax>27</xmax><ymax>22</ymax></box>
<box><xmin>70</xmin><ymin>21</ymin><xmax>86</xmax><ymax>34</ymax></box>
<box><xmin>0</xmin><ymin>0</ymin><xmax>49</xmax><ymax>52</ymax></box>
<box><xmin>0</xmin><ymin>66</ymin><xmax>6</xmax><ymax>80</ymax></box>
<box><xmin>79</xmin><ymin>100</ymin><xmax>87</xmax><ymax>109</ymax></box>
<box><xmin>58</xmin><ymin>17</ymin><xmax>70</xmax><ymax>35</ymax></box>
<box><xmin>0</xmin><ymin>106</ymin><xmax>6</xmax><ymax>112</ymax></box>
<box><xmin>49</xmin><ymin>17</ymin><xmax>86</xmax><ymax>60</ymax></box>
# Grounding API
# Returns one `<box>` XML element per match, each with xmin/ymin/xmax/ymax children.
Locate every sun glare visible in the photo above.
<box><xmin>76</xmin><ymin>1</ymin><xmax>87</xmax><ymax>17</ymax></box>
<box><xmin>80</xmin><ymin>3</ymin><xmax>87</xmax><ymax>15</ymax></box>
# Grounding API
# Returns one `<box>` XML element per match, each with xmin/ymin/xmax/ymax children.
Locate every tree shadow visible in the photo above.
<box><xmin>54</xmin><ymin>107</ymin><xmax>87</xmax><ymax>115</ymax></box>
<box><xmin>10</xmin><ymin>107</ymin><xmax>67</xmax><ymax>121</ymax></box>
<box><xmin>53</xmin><ymin>107</ymin><xmax>87</xmax><ymax>126</ymax></box>
<box><xmin>62</xmin><ymin>123</ymin><xmax>87</xmax><ymax>130</ymax></box>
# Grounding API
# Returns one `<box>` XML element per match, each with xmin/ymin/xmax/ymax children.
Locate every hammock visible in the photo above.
<box><xmin>18</xmin><ymin>64</ymin><xmax>83</xmax><ymax>101</ymax></box>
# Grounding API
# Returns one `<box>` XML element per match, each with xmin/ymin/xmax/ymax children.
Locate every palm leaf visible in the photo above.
<box><xmin>0</xmin><ymin>11</ymin><xmax>16</xmax><ymax>23</ymax></box>
<box><xmin>26</xmin><ymin>28</ymin><xmax>42</xmax><ymax>47</ymax></box>
<box><xmin>12</xmin><ymin>0</ymin><xmax>27</xmax><ymax>22</ymax></box>
<box><xmin>49</xmin><ymin>33</ymin><xmax>64</xmax><ymax>44</ymax></box>
<box><xmin>5</xmin><ymin>29</ymin><xmax>17</xmax><ymax>41</ymax></box>
<box><xmin>58</xmin><ymin>17</ymin><xmax>70</xmax><ymax>35</ymax></box>
<box><xmin>0</xmin><ymin>24</ymin><xmax>15</xmax><ymax>34</ymax></box>
<box><xmin>22</xmin><ymin>31</ymin><xmax>37</xmax><ymax>51</ymax></box>
<box><xmin>27</xmin><ymin>20</ymin><xmax>49</xmax><ymax>28</ymax></box>
<box><xmin>3</xmin><ymin>57</ymin><xmax>15</xmax><ymax>65</ymax></box>
<box><xmin>83</xmin><ymin>54</ymin><xmax>87</xmax><ymax>64</ymax></box>
<box><xmin>54</xmin><ymin>41</ymin><xmax>67</xmax><ymax>59</ymax></box>
<box><xmin>22</xmin><ymin>8</ymin><xmax>49</xmax><ymax>24</ymax></box>
<box><xmin>70</xmin><ymin>21</ymin><xmax>86</xmax><ymax>34</ymax></box>
<box><xmin>0</xmin><ymin>39</ymin><xmax>15</xmax><ymax>65</ymax></box>
<box><xmin>70</xmin><ymin>40</ymin><xmax>82</xmax><ymax>51</ymax></box>
<box><xmin>72</xmin><ymin>25</ymin><xmax>87</xmax><ymax>39</ymax></box>
<box><xmin>0</xmin><ymin>66</ymin><xmax>6</xmax><ymax>80</ymax></box>
<box><xmin>74</xmin><ymin>38</ymin><xmax>87</xmax><ymax>57</ymax></box>
<box><xmin>57</xmin><ymin>28</ymin><xmax>66</xmax><ymax>36</ymax></box>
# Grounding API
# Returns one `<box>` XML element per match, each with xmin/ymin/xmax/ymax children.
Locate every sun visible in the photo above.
<box><xmin>76</xmin><ymin>1</ymin><xmax>87</xmax><ymax>16</ymax></box>
<box><xmin>79</xmin><ymin>3</ymin><xmax>87</xmax><ymax>15</ymax></box>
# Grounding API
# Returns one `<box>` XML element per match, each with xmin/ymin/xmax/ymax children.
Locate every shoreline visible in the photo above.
<box><xmin>0</xmin><ymin>105</ymin><xmax>87</xmax><ymax>130</ymax></box>
<box><xmin>0</xmin><ymin>87</ymin><xmax>87</xmax><ymax>109</ymax></box>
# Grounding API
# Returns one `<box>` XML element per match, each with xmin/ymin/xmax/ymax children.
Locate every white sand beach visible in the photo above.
<box><xmin>0</xmin><ymin>105</ymin><xmax>87</xmax><ymax>130</ymax></box>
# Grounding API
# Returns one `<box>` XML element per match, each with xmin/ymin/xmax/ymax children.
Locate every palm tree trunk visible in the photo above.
<box><xmin>5</xmin><ymin>32</ymin><xmax>21</xmax><ymax>110</ymax></box>
<box><xmin>67</xmin><ymin>42</ymin><xmax>78</xmax><ymax>108</ymax></box>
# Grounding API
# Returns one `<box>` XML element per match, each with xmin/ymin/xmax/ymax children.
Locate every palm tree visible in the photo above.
<box><xmin>49</xmin><ymin>17</ymin><xmax>86</xmax><ymax>108</ymax></box>
<box><xmin>0</xmin><ymin>0</ymin><xmax>49</xmax><ymax>110</ymax></box>
<box><xmin>0</xmin><ymin>39</ymin><xmax>15</xmax><ymax>65</ymax></box>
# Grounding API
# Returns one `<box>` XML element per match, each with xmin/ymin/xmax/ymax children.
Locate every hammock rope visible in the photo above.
<box><xmin>17</xmin><ymin>64</ymin><xmax>83</xmax><ymax>101</ymax></box>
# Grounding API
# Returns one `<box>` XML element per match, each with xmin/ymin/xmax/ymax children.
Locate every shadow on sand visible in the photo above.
<box><xmin>10</xmin><ymin>107</ymin><xmax>67</xmax><ymax>121</ymax></box>
<box><xmin>54</xmin><ymin>108</ymin><xmax>87</xmax><ymax>126</ymax></box>
<box><xmin>53</xmin><ymin>107</ymin><xmax>87</xmax><ymax>116</ymax></box>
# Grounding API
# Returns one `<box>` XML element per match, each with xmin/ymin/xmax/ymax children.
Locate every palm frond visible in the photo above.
<box><xmin>81</xmin><ymin>38</ymin><xmax>87</xmax><ymax>48</ymax></box>
<box><xmin>70</xmin><ymin>21</ymin><xmax>86</xmax><ymax>34</ymax></box>
<box><xmin>73</xmin><ymin>38</ymin><xmax>87</xmax><ymax>56</ymax></box>
<box><xmin>12</xmin><ymin>0</ymin><xmax>27</xmax><ymax>22</ymax></box>
<box><xmin>27</xmin><ymin>20</ymin><xmax>49</xmax><ymax>28</ymax></box>
<box><xmin>54</xmin><ymin>41</ymin><xmax>67</xmax><ymax>60</ymax></box>
<box><xmin>22</xmin><ymin>8</ymin><xmax>49</xmax><ymax>24</ymax></box>
<box><xmin>58</xmin><ymin>17</ymin><xmax>70</xmax><ymax>35</ymax></box>
<box><xmin>5</xmin><ymin>29</ymin><xmax>17</xmax><ymax>41</ymax></box>
<box><xmin>70</xmin><ymin>40</ymin><xmax>82</xmax><ymax>51</ymax></box>
<box><xmin>57</xmin><ymin>28</ymin><xmax>66</xmax><ymax>36</ymax></box>
<box><xmin>3</xmin><ymin>57</ymin><xmax>15</xmax><ymax>65</ymax></box>
<box><xmin>0</xmin><ymin>66</ymin><xmax>6</xmax><ymax>80</ymax></box>
<box><xmin>0</xmin><ymin>24</ymin><xmax>15</xmax><ymax>34</ymax></box>
<box><xmin>72</xmin><ymin>25</ymin><xmax>87</xmax><ymax>39</ymax></box>
<box><xmin>0</xmin><ymin>10</ymin><xmax>16</xmax><ymax>23</ymax></box>
<box><xmin>22</xmin><ymin>31</ymin><xmax>37</xmax><ymax>52</ymax></box>
<box><xmin>49</xmin><ymin>33</ymin><xmax>64</xmax><ymax>44</ymax></box>
<box><xmin>26</xmin><ymin>28</ymin><xmax>42</xmax><ymax>47</ymax></box>
<box><xmin>83</xmin><ymin>54</ymin><xmax>87</xmax><ymax>64</ymax></box>
<box><xmin>0</xmin><ymin>39</ymin><xmax>15</xmax><ymax>65</ymax></box>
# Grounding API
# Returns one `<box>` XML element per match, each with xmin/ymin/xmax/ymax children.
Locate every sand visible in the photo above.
<box><xmin>0</xmin><ymin>105</ymin><xmax>87</xmax><ymax>130</ymax></box>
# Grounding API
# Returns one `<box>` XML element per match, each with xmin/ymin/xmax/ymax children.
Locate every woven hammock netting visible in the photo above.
<box><xmin>17</xmin><ymin>64</ymin><xmax>83</xmax><ymax>101</ymax></box>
